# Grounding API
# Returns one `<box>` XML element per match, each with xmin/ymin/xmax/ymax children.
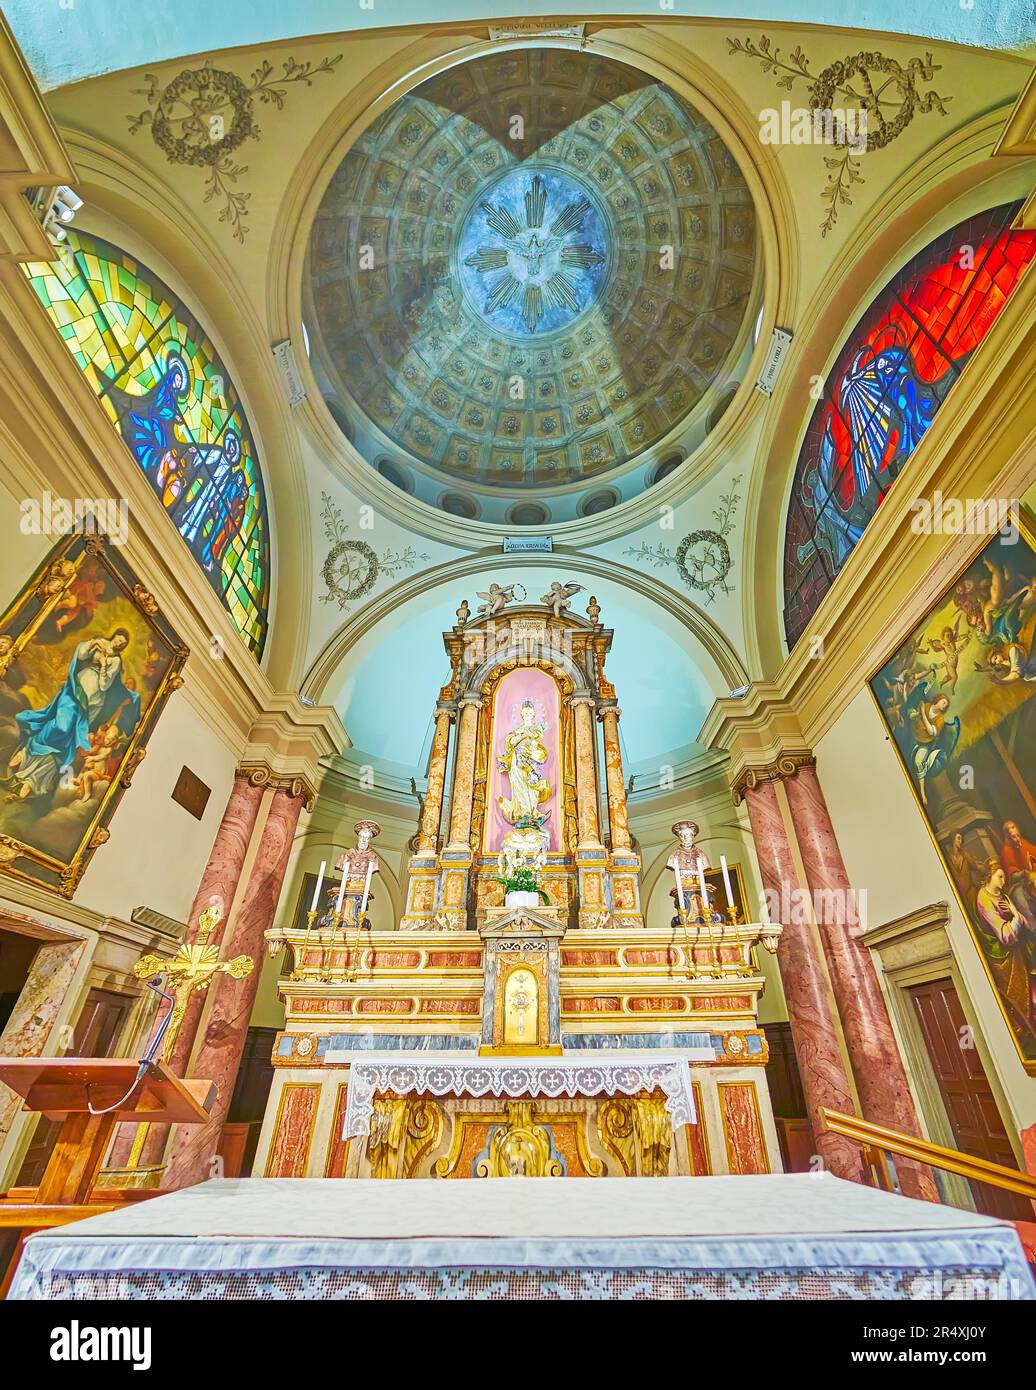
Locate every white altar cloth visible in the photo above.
<box><xmin>10</xmin><ymin>1174</ymin><xmax>1035</xmax><ymax>1301</ymax></box>
<box><xmin>341</xmin><ymin>1051</ymin><xmax>700</xmax><ymax>1139</ymax></box>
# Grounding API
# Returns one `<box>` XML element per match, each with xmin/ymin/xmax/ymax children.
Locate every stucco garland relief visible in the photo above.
<box><xmin>727</xmin><ymin>36</ymin><xmax>950</xmax><ymax>237</ymax></box>
<box><xmin>128</xmin><ymin>55</ymin><xmax>342</xmax><ymax>242</ymax></box>
<box><xmin>623</xmin><ymin>473</ymin><xmax>742</xmax><ymax>604</ymax></box>
<box><xmin>318</xmin><ymin>493</ymin><xmax>429</xmax><ymax>611</ymax></box>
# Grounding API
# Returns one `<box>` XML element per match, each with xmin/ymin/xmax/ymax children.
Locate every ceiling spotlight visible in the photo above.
<box><xmin>55</xmin><ymin>186</ymin><xmax>83</xmax><ymax>216</ymax></box>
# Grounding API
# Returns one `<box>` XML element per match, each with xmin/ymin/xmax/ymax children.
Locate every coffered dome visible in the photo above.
<box><xmin>305</xmin><ymin>48</ymin><xmax>761</xmax><ymax>524</ymax></box>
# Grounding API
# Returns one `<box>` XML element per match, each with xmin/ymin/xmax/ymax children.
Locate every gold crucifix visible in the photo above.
<box><xmin>133</xmin><ymin>904</ymin><xmax>255</xmax><ymax>1062</ymax></box>
<box><xmin>117</xmin><ymin>906</ymin><xmax>254</xmax><ymax>1178</ymax></box>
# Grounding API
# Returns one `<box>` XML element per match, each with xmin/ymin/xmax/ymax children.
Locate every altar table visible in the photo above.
<box><xmin>9</xmin><ymin>1173</ymin><xmax>1035</xmax><ymax>1300</ymax></box>
<box><xmin>341</xmin><ymin>1051</ymin><xmax>701</xmax><ymax>1139</ymax></box>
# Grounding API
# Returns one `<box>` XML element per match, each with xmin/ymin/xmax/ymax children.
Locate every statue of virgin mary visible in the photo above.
<box><xmin>497</xmin><ymin>698</ymin><xmax>552</xmax><ymax>831</ymax></box>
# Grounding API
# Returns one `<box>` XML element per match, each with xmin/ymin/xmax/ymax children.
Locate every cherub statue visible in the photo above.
<box><xmin>477</xmin><ymin>582</ymin><xmax>521</xmax><ymax>617</ymax></box>
<box><xmin>541</xmin><ymin>580</ymin><xmax>584</xmax><ymax>618</ymax></box>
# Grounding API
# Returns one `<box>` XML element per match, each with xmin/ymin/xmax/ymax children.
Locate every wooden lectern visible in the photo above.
<box><xmin>0</xmin><ymin>1056</ymin><xmax>215</xmax><ymax>1296</ymax></box>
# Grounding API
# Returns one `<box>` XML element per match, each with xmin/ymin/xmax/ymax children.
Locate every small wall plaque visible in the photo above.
<box><xmin>171</xmin><ymin>765</ymin><xmax>211</xmax><ymax>821</ymax></box>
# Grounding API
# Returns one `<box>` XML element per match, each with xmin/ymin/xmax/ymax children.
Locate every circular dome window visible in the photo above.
<box><xmin>440</xmin><ymin>492</ymin><xmax>480</xmax><ymax>520</ymax></box>
<box><xmin>508</xmin><ymin>501</ymin><xmax>550</xmax><ymax>528</ymax></box>
<box><xmin>650</xmin><ymin>454</ymin><xmax>684</xmax><ymax>487</ymax></box>
<box><xmin>376</xmin><ymin>457</ymin><xmax>413</xmax><ymax>493</ymax></box>
<box><xmin>579</xmin><ymin>488</ymin><xmax>619</xmax><ymax>517</ymax></box>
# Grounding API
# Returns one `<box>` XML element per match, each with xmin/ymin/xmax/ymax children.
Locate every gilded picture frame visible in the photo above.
<box><xmin>0</xmin><ymin>533</ymin><xmax>188</xmax><ymax>898</ymax></box>
<box><xmin>868</xmin><ymin>508</ymin><xmax>1036</xmax><ymax>1074</ymax></box>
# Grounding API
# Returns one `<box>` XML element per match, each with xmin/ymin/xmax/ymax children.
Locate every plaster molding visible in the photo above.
<box><xmin>0</xmin><ymin>14</ymin><xmax>76</xmax><ymax>260</ymax></box>
<box><xmin>858</xmin><ymin>901</ymin><xmax>952</xmax><ymax>952</ymax></box>
<box><xmin>303</xmin><ymin>547</ymin><xmax>750</xmax><ymax>702</ymax></box>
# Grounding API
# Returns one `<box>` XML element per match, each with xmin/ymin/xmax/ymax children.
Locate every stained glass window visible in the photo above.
<box><xmin>24</xmin><ymin>231</ymin><xmax>270</xmax><ymax>657</ymax></box>
<box><xmin>783</xmin><ymin>202</ymin><xmax>1035</xmax><ymax>650</ymax></box>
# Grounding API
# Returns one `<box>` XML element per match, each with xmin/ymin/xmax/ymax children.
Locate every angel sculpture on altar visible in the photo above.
<box><xmin>497</xmin><ymin>698</ymin><xmax>552</xmax><ymax>833</ymax></box>
<box><xmin>666</xmin><ymin>820</ymin><xmax>722</xmax><ymax>924</ymax></box>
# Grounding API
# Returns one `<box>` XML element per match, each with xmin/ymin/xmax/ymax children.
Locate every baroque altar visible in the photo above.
<box><xmin>257</xmin><ymin>591</ymin><xmax>784</xmax><ymax>1181</ymax></box>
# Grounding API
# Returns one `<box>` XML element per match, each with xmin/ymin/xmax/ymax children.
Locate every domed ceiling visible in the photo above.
<box><xmin>306</xmin><ymin>49</ymin><xmax>760</xmax><ymax>522</ymax></box>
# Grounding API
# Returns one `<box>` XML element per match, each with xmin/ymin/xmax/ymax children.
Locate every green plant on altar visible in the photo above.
<box><xmin>497</xmin><ymin>864</ymin><xmax>551</xmax><ymax>903</ymax></box>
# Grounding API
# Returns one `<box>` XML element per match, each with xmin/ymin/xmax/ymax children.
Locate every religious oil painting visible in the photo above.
<box><xmin>0</xmin><ymin>534</ymin><xmax>187</xmax><ymax>897</ymax></box>
<box><xmin>870</xmin><ymin>515</ymin><xmax>1036</xmax><ymax>1070</ymax></box>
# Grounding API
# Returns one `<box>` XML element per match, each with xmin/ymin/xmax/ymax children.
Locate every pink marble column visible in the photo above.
<box><xmin>784</xmin><ymin>764</ymin><xmax>939</xmax><ymax>1203</ymax></box>
<box><xmin>163</xmin><ymin>785</ymin><xmax>305</xmax><ymax>1189</ymax></box>
<box><xmin>107</xmin><ymin>773</ymin><xmax>265</xmax><ymax>1170</ymax></box>
<box><xmin>743</xmin><ymin>779</ymin><xmax>865</xmax><ymax>1182</ymax></box>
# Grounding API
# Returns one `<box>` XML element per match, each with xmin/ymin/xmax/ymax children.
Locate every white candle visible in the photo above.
<box><xmin>310</xmin><ymin>861</ymin><xmax>326</xmax><ymax>912</ymax></box>
<box><xmin>673</xmin><ymin>861</ymin><xmax>686</xmax><ymax>912</ymax></box>
<box><xmin>359</xmin><ymin>860</ymin><xmax>375</xmax><ymax>916</ymax></box>
<box><xmin>720</xmin><ymin>856</ymin><xmax>735</xmax><ymax>910</ymax></box>
<box><xmin>335</xmin><ymin>859</ymin><xmax>350</xmax><ymax>915</ymax></box>
<box><xmin>697</xmin><ymin>863</ymin><xmax>710</xmax><ymax>917</ymax></box>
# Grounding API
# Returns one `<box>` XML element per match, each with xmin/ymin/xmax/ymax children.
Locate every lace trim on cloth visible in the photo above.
<box><xmin>342</xmin><ymin>1054</ymin><xmax>697</xmax><ymax>1139</ymax></box>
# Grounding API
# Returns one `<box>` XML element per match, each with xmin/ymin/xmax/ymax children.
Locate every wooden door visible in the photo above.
<box><xmin>908</xmin><ymin>977</ymin><xmax>1032</xmax><ymax>1220</ymax></box>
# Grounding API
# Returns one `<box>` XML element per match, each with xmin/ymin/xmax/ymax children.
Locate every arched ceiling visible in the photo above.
<box><xmin>324</xmin><ymin>565</ymin><xmax>723</xmax><ymax>781</ymax></box>
<box><xmin>7</xmin><ymin>2</ymin><xmax>1033</xmax><ymax>91</ymax></box>
<box><xmin>306</xmin><ymin>48</ymin><xmax>759</xmax><ymax>523</ymax></box>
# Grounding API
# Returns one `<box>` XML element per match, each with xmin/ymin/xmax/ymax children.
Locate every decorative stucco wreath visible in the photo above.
<box><xmin>676</xmin><ymin>529</ymin><xmax>732</xmax><ymax>594</ymax></box>
<box><xmin>322</xmin><ymin>539</ymin><xmax>379</xmax><ymax>607</ymax></box>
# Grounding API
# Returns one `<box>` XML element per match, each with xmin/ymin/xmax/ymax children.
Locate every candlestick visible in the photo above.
<box><xmin>673</xmin><ymin>861</ymin><xmax>686</xmax><ymax>913</ymax></box>
<box><xmin>335</xmin><ymin>859</ymin><xmax>350</xmax><ymax>916</ymax></box>
<box><xmin>697</xmin><ymin>863</ymin><xmax>710</xmax><ymax>920</ymax></box>
<box><xmin>720</xmin><ymin>855</ymin><xmax>735</xmax><ymax>910</ymax></box>
<box><xmin>310</xmin><ymin>861</ymin><xmax>326</xmax><ymax>912</ymax></box>
<box><xmin>359</xmin><ymin>860</ymin><xmax>374</xmax><ymax>916</ymax></box>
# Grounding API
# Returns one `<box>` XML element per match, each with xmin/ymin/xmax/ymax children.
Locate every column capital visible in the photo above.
<box><xmin>732</xmin><ymin>754</ymin><xmax>816</xmax><ymax>805</ymax></box>
<box><xmin>598</xmin><ymin>703</ymin><xmax>622</xmax><ymax>721</ymax></box>
<box><xmin>236</xmin><ymin>763</ymin><xmax>318</xmax><ymax>811</ymax></box>
<box><xmin>699</xmin><ymin>682</ymin><xmax>814</xmax><ymax>805</ymax></box>
<box><xmin>570</xmin><ymin>695</ymin><xmax>597</xmax><ymax>709</ymax></box>
<box><xmin>458</xmin><ymin>694</ymin><xmax>484</xmax><ymax>710</ymax></box>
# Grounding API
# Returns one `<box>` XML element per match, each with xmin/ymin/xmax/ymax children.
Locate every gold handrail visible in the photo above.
<box><xmin>818</xmin><ymin>1107</ymin><xmax>1036</xmax><ymax>1202</ymax></box>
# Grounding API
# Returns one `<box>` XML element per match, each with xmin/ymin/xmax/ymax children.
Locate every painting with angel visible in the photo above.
<box><xmin>870</xmin><ymin>515</ymin><xmax>1036</xmax><ymax>1068</ymax></box>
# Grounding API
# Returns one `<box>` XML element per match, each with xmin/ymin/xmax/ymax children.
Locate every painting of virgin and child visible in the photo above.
<box><xmin>871</xmin><ymin>515</ymin><xmax>1036</xmax><ymax>1070</ymax></box>
<box><xmin>0</xmin><ymin>534</ymin><xmax>186</xmax><ymax>896</ymax></box>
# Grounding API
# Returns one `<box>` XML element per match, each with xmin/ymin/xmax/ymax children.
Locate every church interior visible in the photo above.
<box><xmin>0</xmin><ymin>0</ymin><xmax>1035</xmax><ymax>1314</ymax></box>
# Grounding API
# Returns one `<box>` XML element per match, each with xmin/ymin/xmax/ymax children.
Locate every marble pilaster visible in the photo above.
<box><xmin>417</xmin><ymin>708</ymin><xmax>453</xmax><ymax>855</ymax></box>
<box><xmin>784</xmin><ymin>764</ymin><xmax>939</xmax><ymax>1203</ymax></box>
<box><xmin>742</xmin><ymin>779</ymin><xmax>865</xmax><ymax>1183</ymax></box>
<box><xmin>163</xmin><ymin>784</ymin><xmax>305</xmax><ymax>1189</ymax></box>
<box><xmin>572</xmin><ymin>697</ymin><xmax>602</xmax><ymax>849</ymax></box>
<box><xmin>599</xmin><ymin>706</ymin><xmax>631</xmax><ymax>850</ymax></box>
<box><xmin>445</xmin><ymin>697</ymin><xmax>481</xmax><ymax>853</ymax></box>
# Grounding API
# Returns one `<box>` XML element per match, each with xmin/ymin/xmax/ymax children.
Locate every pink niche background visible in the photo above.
<box><xmin>484</xmin><ymin>666</ymin><xmax>563</xmax><ymax>853</ymax></box>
